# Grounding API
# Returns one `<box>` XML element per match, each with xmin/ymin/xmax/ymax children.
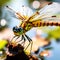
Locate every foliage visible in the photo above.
<box><xmin>0</xmin><ymin>0</ymin><xmax>11</xmax><ymax>6</ymax></box>
<box><xmin>0</xmin><ymin>40</ymin><xmax>8</xmax><ymax>50</ymax></box>
<box><xmin>38</xmin><ymin>26</ymin><xmax>60</xmax><ymax>39</ymax></box>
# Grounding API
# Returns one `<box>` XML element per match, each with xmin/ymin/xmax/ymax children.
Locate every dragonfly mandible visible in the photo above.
<box><xmin>6</xmin><ymin>2</ymin><xmax>60</xmax><ymax>54</ymax></box>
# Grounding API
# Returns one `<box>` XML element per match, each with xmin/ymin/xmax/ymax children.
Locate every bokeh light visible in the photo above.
<box><xmin>0</xmin><ymin>19</ymin><xmax>7</xmax><ymax>26</ymax></box>
<box><xmin>32</xmin><ymin>1</ymin><xmax>40</xmax><ymax>9</ymax></box>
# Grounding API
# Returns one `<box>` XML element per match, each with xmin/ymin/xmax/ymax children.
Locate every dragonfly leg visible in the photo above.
<box><xmin>16</xmin><ymin>35</ymin><xmax>26</xmax><ymax>47</ymax></box>
<box><xmin>10</xmin><ymin>35</ymin><xmax>17</xmax><ymax>42</ymax></box>
<box><xmin>14</xmin><ymin>36</ymin><xmax>20</xmax><ymax>42</ymax></box>
<box><xmin>16</xmin><ymin>35</ymin><xmax>23</xmax><ymax>43</ymax></box>
<box><xmin>24</xmin><ymin>34</ymin><xmax>33</xmax><ymax>54</ymax></box>
<box><xmin>18</xmin><ymin>35</ymin><xmax>26</xmax><ymax>46</ymax></box>
<box><xmin>21</xmin><ymin>35</ymin><xmax>26</xmax><ymax>46</ymax></box>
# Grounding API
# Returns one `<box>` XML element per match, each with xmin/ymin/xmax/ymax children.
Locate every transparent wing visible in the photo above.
<box><xmin>16</xmin><ymin>6</ymin><xmax>33</xmax><ymax>20</ymax></box>
<box><xmin>29</xmin><ymin>2</ymin><xmax>60</xmax><ymax>22</ymax></box>
<box><xmin>6</xmin><ymin>6</ymin><xmax>33</xmax><ymax>21</ymax></box>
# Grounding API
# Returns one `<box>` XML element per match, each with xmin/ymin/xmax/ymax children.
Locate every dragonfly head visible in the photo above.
<box><xmin>13</xmin><ymin>26</ymin><xmax>23</xmax><ymax>36</ymax></box>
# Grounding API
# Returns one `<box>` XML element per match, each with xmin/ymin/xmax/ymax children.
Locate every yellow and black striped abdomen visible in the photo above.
<box><xmin>23</xmin><ymin>20</ymin><xmax>60</xmax><ymax>33</ymax></box>
<box><xmin>31</xmin><ymin>20</ymin><xmax>60</xmax><ymax>27</ymax></box>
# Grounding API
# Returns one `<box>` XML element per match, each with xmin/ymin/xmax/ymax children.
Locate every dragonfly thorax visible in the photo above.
<box><xmin>13</xmin><ymin>26</ymin><xmax>23</xmax><ymax>36</ymax></box>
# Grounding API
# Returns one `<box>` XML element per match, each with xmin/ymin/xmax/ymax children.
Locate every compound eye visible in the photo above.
<box><xmin>18</xmin><ymin>27</ymin><xmax>23</xmax><ymax>32</ymax></box>
<box><xmin>13</xmin><ymin>26</ymin><xmax>18</xmax><ymax>32</ymax></box>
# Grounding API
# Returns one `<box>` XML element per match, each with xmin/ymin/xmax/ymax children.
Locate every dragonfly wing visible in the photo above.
<box><xmin>17</xmin><ymin>6</ymin><xmax>33</xmax><ymax>20</ymax></box>
<box><xmin>29</xmin><ymin>2</ymin><xmax>60</xmax><ymax>22</ymax></box>
<box><xmin>7</xmin><ymin>6</ymin><xmax>33</xmax><ymax>21</ymax></box>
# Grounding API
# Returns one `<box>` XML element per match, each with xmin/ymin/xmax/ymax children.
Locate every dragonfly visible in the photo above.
<box><xmin>6</xmin><ymin>2</ymin><xmax>60</xmax><ymax>54</ymax></box>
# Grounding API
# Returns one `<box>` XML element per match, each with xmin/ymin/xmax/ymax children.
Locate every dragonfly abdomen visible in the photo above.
<box><xmin>31</xmin><ymin>21</ymin><xmax>60</xmax><ymax>27</ymax></box>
